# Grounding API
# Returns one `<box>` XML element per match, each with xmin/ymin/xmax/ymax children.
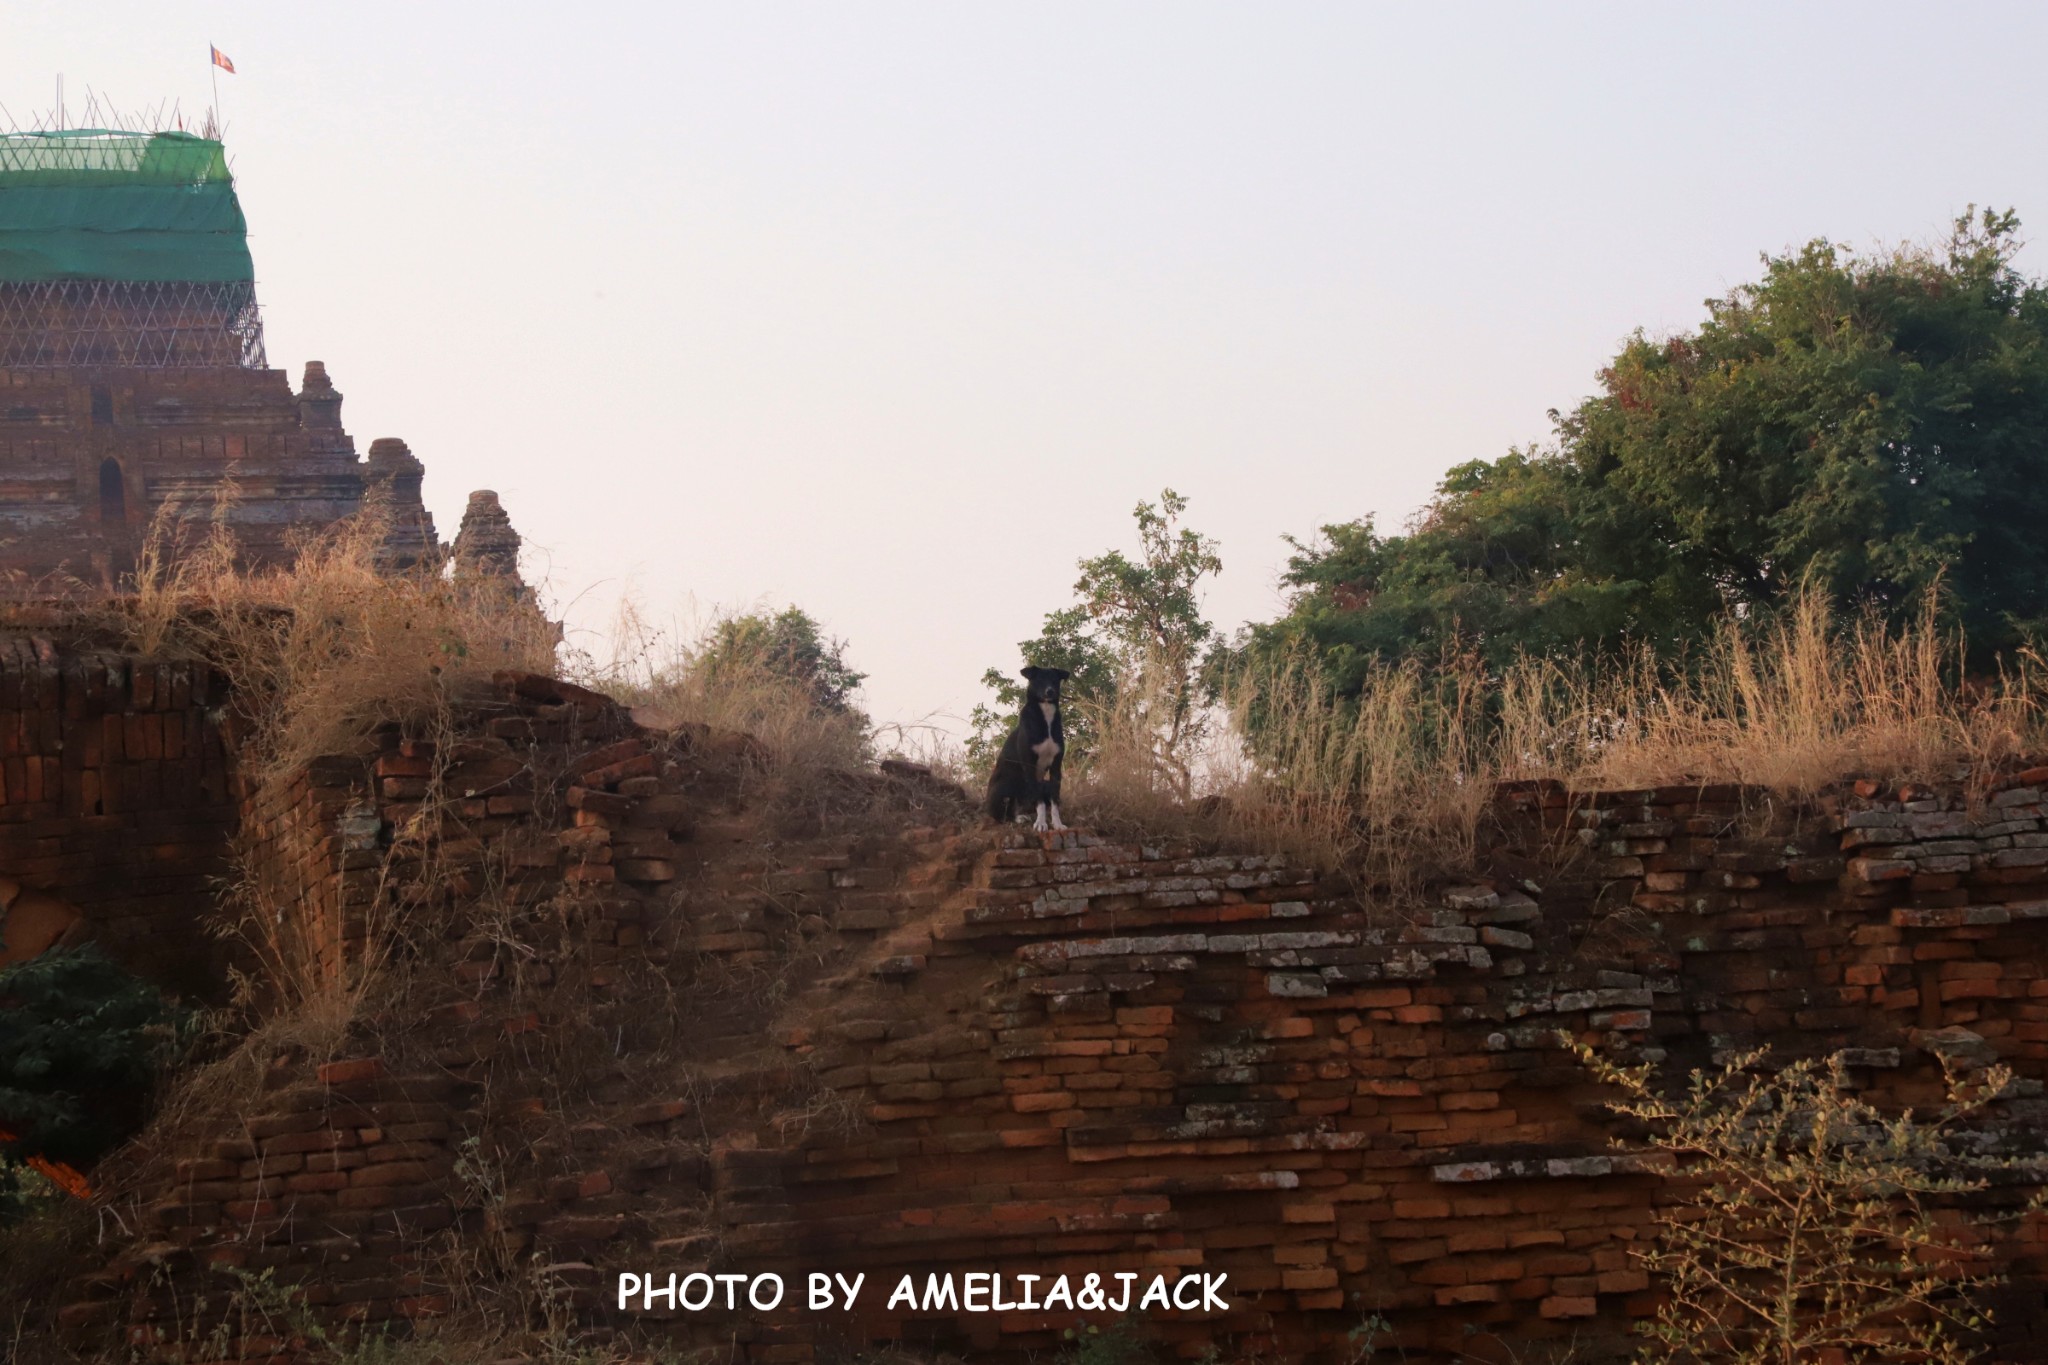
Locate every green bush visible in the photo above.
<box><xmin>0</xmin><ymin>946</ymin><xmax>191</xmax><ymax>1169</ymax></box>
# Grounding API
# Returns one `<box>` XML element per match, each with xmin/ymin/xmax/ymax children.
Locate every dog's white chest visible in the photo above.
<box><xmin>1032</xmin><ymin>701</ymin><xmax>1060</xmax><ymax>777</ymax></box>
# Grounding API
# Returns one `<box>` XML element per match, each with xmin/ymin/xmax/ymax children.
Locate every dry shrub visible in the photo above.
<box><xmin>1577</xmin><ymin>1042</ymin><xmax>2040</xmax><ymax>1364</ymax></box>
<box><xmin>1081</xmin><ymin>586</ymin><xmax>2048</xmax><ymax>892</ymax></box>
<box><xmin>1530</xmin><ymin>590</ymin><xmax>2045</xmax><ymax>791</ymax></box>
<box><xmin>631</xmin><ymin>653</ymin><xmax>871</xmax><ymax>776</ymax></box>
<box><xmin>1048</xmin><ymin>650</ymin><xmax>1501</xmax><ymax>894</ymax></box>
<box><xmin>565</xmin><ymin>599</ymin><xmax>872</xmax><ymax>810</ymax></box>
<box><xmin>126</xmin><ymin>509</ymin><xmax>557</xmax><ymax>789</ymax></box>
<box><xmin>114</xmin><ymin>507</ymin><xmax>557</xmax><ymax>1013</ymax></box>
<box><xmin>1052</xmin><ymin>671</ymin><xmax>1174</xmax><ymax>828</ymax></box>
<box><xmin>1207</xmin><ymin>649</ymin><xmax>1500</xmax><ymax>894</ymax></box>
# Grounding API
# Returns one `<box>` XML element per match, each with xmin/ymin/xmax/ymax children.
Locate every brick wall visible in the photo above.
<box><xmin>732</xmin><ymin>783</ymin><xmax>2048</xmax><ymax>1362</ymax></box>
<box><xmin>0</xmin><ymin>361</ymin><xmax>437</xmax><ymax>587</ymax></box>
<box><xmin>0</xmin><ymin>635</ymin><xmax>233</xmax><ymax>993</ymax></box>
<box><xmin>44</xmin><ymin>686</ymin><xmax>2048</xmax><ymax>1363</ymax></box>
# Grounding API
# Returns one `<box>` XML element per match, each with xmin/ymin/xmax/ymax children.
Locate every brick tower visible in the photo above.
<box><xmin>0</xmin><ymin>127</ymin><xmax>493</xmax><ymax>590</ymax></box>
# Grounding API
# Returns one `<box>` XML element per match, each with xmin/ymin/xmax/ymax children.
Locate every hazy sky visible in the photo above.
<box><xmin>8</xmin><ymin>4</ymin><xmax>2047</xmax><ymax>737</ymax></box>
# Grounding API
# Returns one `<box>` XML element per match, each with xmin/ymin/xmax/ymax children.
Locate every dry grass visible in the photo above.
<box><xmin>1515</xmin><ymin>590</ymin><xmax>2045</xmax><ymax>790</ymax></box>
<box><xmin>1209</xmin><ymin>651</ymin><xmax>1499</xmax><ymax>892</ymax></box>
<box><xmin>566</xmin><ymin>598</ymin><xmax>870</xmax><ymax>774</ymax></box>
<box><xmin>1072</xmin><ymin>588</ymin><xmax>2048</xmax><ymax>894</ymax></box>
<box><xmin>112</xmin><ymin>506</ymin><xmax>556</xmax><ymax>1022</ymax></box>
<box><xmin>124</xmin><ymin>508</ymin><xmax>558</xmax><ymax>789</ymax></box>
<box><xmin>561</xmin><ymin>599</ymin><xmax>898</xmax><ymax>840</ymax></box>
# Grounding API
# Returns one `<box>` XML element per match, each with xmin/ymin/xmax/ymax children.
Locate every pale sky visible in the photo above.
<box><xmin>7</xmin><ymin>4</ymin><xmax>2047</xmax><ymax>737</ymax></box>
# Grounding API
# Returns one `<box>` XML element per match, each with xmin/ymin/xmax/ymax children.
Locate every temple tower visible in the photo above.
<box><xmin>0</xmin><ymin>127</ymin><xmax>503</xmax><ymax>588</ymax></box>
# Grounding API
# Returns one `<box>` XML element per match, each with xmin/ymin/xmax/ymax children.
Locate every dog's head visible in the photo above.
<box><xmin>1021</xmin><ymin>666</ymin><xmax>1070</xmax><ymax>707</ymax></box>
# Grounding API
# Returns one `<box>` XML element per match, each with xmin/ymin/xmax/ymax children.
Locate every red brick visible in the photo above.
<box><xmin>316</xmin><ymin>1058</ymin><xmax>384</xmax><ymax>1086</ymax></box>
<box><xmin>1439</xmin><ymin>1091</ymin><xmax>1499</xmax><ymax>1112</ymax></box>
<box><xmin>1281</xmin><ymin>1202</ymin><xmax>1336</xmax><ymax>1224</ymax></box>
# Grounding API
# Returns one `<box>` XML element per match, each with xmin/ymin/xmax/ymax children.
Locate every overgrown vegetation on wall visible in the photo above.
<box><xmin>11</xmin><ymin>211</ymin><xmax>2048</xmax><ymax>1365</ymax></box>
<box><xmin>1577</xmin><ymin>1044</ymin><xmax>2044</xmax><ymax>1364</ymax></box>
<box><xmin>124</xmin><ymin>514</ymin><xmax>559</xmax><ymax>791</ymax></box>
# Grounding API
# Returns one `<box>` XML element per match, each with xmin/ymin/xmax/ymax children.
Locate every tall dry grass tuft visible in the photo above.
<box><xmin>1057</xmin><ymin>664</ymin><xmax>1194</xmax><ymax>826</ymax></box>
<box><xmin>1204</xmin><ymin>649</ymin><xmax>1501</xmax><ymax>894</ymax></box>
<box><xmin>126</xmin><ymin>509</ymin><xmax>557</xmax><ymax>790</ymax></box>
<box><xmin>1078</xmin><ymin>586</ymin><xmax>2048</xmax><ymax>893</ymax></box>
<box><xmin>1546</xmin><ymin>589</ymin><xmax>2046</xmax><ymax>790</ymax></box>
<box><xmin>109</xmin><ymin>506</ymin><xmax>558</xmax><ymax>1013</ymax></box>
<box><xmin>1058</xmin><ymin>651</ymin><xmax>1492</xmax><ymax>895</ymax></box>
<box><xmin>567</xmin><ymin>598</ymin><xmax>870</xmax><ymax>771</ymax></box>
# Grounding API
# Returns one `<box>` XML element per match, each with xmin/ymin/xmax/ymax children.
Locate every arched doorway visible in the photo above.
<box><xmin>98</xmin><ymin>458</ymin><xmax>125</xmax><ymax>527</ymax></box>
<box><xmin>0</xmin><ymin>877</ymin><xmax>82</xmax><ymax>968</ymax></box>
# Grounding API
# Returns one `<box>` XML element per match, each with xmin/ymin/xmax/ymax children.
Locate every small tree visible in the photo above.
<box><xmin>971</xmin><ymin>490</ymin><xmax>1222</xmax><ymax>795</ymax></box>
<box><xmin>0</xmin><ymin>947</ymin><xmax>188</xmax><ymax>1171</ymax></box>
<box><xmin>968</xmin><ymin>605</ymin><xmax>1121</xmax><ymax>773</ymax></box>
<box><xmin>1576</xmin><ymin>1043</ymin><xmax>2037</xmax><ymax>1365</ymax></box>
<box><xmin>695</xmin><ymin>606</ymin><xmax>866</xmax><ymax>717</ymax></box>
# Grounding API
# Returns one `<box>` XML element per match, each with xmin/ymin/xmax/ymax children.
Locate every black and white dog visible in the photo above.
<box><xmin>986</xmin><ymin>665</ymin><xmax>1069</xmax><ymax>832</ymax></box>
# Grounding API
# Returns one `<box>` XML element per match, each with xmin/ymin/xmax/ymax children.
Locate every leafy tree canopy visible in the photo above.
<box><xmin>0</xmin><ymin>947</ymin><xmax>189</xmax><ymax>1168</ymax></box>
<box><xmin>969</xmin><ymin>604</ymin><xmax>1121</xmax><ymax>770</ymax></box>
<box><xmin>971</xmin><ymin>490</ymin><xmax>1222</xmax><ymax>792</ymax></box>
<box><xmin>696</xmin><ymin>607</ymin><xmax>866</xmax><ymax>717</ymax></box>
<box><xmin>1246</xmin><ymin>209</ymin><xmax>2048</xmax><ymax>698</ymax></box>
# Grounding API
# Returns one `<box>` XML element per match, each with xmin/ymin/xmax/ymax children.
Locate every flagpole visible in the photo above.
<box><xmin>209</xmin><ymin>47</ymin><xmax>220</xmax><ymax>137</ymax></box>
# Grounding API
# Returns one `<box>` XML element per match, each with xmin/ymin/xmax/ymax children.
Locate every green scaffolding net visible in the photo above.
<box><xmin>0</xmin><ymin>129</ymin><xmax>253</xmax><ymax>283</ymax></box>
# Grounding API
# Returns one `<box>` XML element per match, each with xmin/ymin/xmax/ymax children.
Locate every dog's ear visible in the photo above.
<box><xmin>1048</xmin><ymin>668</ymin><xmax>1072</xmax><ymax>682</ymax></box>
<box><xmin>1020</xmin><ymin>666</ymin><xmax>1045</xmax><ymax>682</ymax></box>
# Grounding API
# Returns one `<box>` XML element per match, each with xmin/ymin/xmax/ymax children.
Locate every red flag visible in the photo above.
<box><xmin>210</xmin><ymin>44</ymin><xmax>236</xmax><ymax>75</ymax></box>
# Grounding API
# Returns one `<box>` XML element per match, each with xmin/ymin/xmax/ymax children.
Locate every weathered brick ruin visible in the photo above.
<box><xmin>0</xmin><ymin>361</ymin><xmax>448</xmax><ymax>587</ymax></box>
<box><xmin>0</xmin><ymin>640</ymin><xmax>232</xmax><ymax>987</ymax></box>
<box><xmin>0</xmin><ymin>128</ymin><xmax>525</xmax><ymax>590</ymax></box>
<box><xmin>13</xmin><ymin>644</ymin><xmax>2048</xmax><ymax>1363</ymax></box>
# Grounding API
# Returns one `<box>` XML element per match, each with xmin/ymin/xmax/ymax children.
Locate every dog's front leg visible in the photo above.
<box><xmin>1032</xmin><ymin>801</ymin><xmax>1050</xmax><ymax>832</ymax></box>
<box><xmin>1047</xmin><ymin>801</ymin><xmax>1067</xmax><ymax>832</ymax></box>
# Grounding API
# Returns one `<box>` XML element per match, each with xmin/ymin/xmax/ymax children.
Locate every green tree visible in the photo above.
<box><xmin>1247</xmin><ymin>208</ymin><xmax>2048</xmax><ymax>698</ymax></box>
<box><xmin>695</xmin><ymin>606</ymin><xmax>866</xmax><ymax>717</ymax></box>
<box><xmin>968</xmin><ymin>604</ymin><xmax>1121</xmax><ymax>773</ymax></box>
<box><xmin>0</xmin><ymin>947</ymin><xmax>188</xmax><ymax>1169</ymax></box>
<box><xmin>971</xmin><ymin>490</ymin><xmax>1223</xmax><ymax>795</ymax></box>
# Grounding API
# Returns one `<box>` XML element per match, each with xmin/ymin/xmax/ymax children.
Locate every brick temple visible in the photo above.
<box><xmin>0</xmin><ymin>127</ymin><xmax>521</xmax><ymax>589</ymax></box>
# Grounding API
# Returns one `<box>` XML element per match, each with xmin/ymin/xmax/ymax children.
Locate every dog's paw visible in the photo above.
<box><xmin>1049</xmin><ymin>804</ymin><xmax>1068</xmax><ymax>832</ymax></box>
<box><xmin>1031</xmin><ymin>805</ymin><xmax>1049</xmax><ymax>833</ymax></box>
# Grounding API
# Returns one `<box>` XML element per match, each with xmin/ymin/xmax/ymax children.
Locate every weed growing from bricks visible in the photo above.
<box><xmin>1575</xmin><ymin>1041</ymin><xmax>2047</xmax><ymax>1363</ymax></box>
